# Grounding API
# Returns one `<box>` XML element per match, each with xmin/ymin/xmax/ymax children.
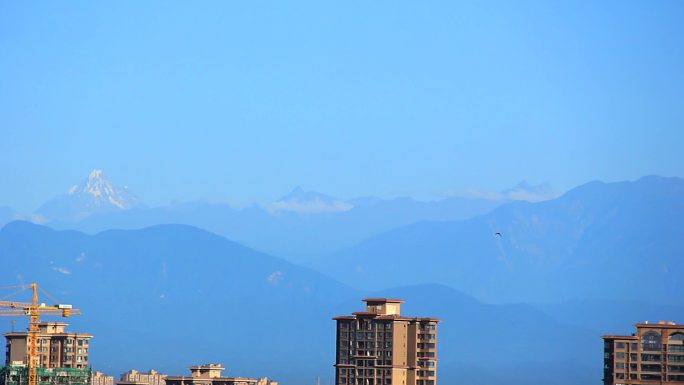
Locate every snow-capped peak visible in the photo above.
<box><xmin>36</xmin><ymin>169</ymin><xmax>142</xmax><ymax>222</ymax></box>
<box><xmin>64</xmin><ymin>169</ymin><xmax>125</xmax><ymax>207</ymax></box>
<box><xmin>270</xmin><ymin>187</ymin><xmax>353</xmax><ymax>213</ymax></box>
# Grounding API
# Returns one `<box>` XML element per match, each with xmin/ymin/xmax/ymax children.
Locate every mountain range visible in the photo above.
<box><xmin>0</xmin><ymin>221</ymin><xmax>633</xmax><ymax>385</ymax></box>
<box><xmin>0</xmin><ymin>173</ymin><xmax>682</xmax><ymax>384</ymax></box>
<box><xmin>313</xmin><ymin>175</ymin><xmax>684</xmax><ymax>304</ymax></box>
<box><xmin>6</xmin><ymin>170</ymin><xmax>554</xmax><ymax>261</ymax></box>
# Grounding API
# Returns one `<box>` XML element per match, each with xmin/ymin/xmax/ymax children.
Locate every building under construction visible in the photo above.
<box><xmin>1</xmin><ymin>322</ymin><xmax>92</xmax><ymax>385</ymax></box>
<box><xmin>0</xmin><ymin>366</ymin><xmax>91</xmax><ymax>385</ymax></box>
<box><xmin>0</xmin><ymin>284</ymin><xmax>89</xmax><ymax>385</ymax></box>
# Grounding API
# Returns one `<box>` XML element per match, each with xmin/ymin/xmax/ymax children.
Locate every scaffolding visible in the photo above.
<box><xmin>0</xmin><ymin>366</ymin><xmax>91</xmax><ymax>385</ymax></box>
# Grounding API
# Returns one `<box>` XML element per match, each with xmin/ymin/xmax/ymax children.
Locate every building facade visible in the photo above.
<box><xmin>333</xmin><ymin>298</ymin><xmax>439</xmax><ymax>385</ymax></box>
<box><xmin>164</xmin><ymin>364</ymin><xmax>276</xmax><ymax>385</ymax></box>
<box><xmin>92</xmin><ymin>371</ymin><xmax>114</xmax><ymax>385</ymax></box>
<box><xmin>117</xmin><ymin>370</ymin><xmax>166</xmax><ymax>385</ymax></box>
<box><xmin>603</xmin><ymin>320</ymin><xmax>684</xmax><ymax>384</ymax></box>
<box><xmin>4</xmin><ymin>322</ymin><xmax>92</xmax><ymax>369</ymax></box>
<box><xmin>0</xmin><ymin>366</ymin><xmax>91</xmax><ymax>385</ymax></box>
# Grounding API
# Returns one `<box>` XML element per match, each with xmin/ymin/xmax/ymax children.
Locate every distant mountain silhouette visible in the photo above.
<box><xmin>0</xmin><ymin>206</ymin><xmax>22</xmax><ymax>228</ymax></box>
<box><xmin>314</xmin><ymin>175</ymin><xmax>684</xmax><ymax>304</ymax></box>
<box><xmin>48</xmin><ymin>194</ymin><xmax>502</xmax><ymax>261</ymax></box>
<box><xmin>35</xmin><ymin>179</ymin><xmax>563</xmax><ymax>260</ymax></box>
<box><xmin>36</xmin><ymin>169</ymin><xmax>142</xmax><ymax>222</ymax></box>
<box><xmin>270</xmin><ymin>186</ymin><xmax>353</xmax><ymax>213</ymax></box>
<box><xmin>0</xmin><ymin>221</ymin><xmax>605</xmax><ymax>385</ymax></box>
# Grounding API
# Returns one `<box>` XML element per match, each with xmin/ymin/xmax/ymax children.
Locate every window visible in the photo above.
<box><xmin>641</xmin><ymin>354</ymin><xmax>661</xmax><ymax>361</ymax></box>
<box><xmin>641</xmin><ymin>374</ymin><xmax>661</xmax><ymax>380</ymax></box>
<box><xmin>642</xmin><ymin>331</ymin><xmax>661</xmax><ymax>351</ymax></box>
<box><xmin>641</xmin><ymin>364</ymin><xmax>662</xmax><ymax>372</ymax></box>
<box><xmin>669</xmin><ymin>333</ymin><xmax>684</xmax><ymax>352</ymax></box>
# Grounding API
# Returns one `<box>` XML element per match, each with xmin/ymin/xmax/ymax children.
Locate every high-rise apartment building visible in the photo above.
<box><xmin>603</xmin><ymin>320</ymin><xmax>684</xmax><ymax>384</ymax></box>
<box><xmin>4</xmin><ymin>322</ymin><xmax>92</xmax><ymax>369</ymax></box>
<box><xmin>333</xmin><ymin>298</ymin><xmax>439</xmax><ymax>385</ymax></box>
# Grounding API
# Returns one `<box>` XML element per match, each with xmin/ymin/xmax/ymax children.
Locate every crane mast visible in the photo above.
<box><xmin>27</xmin><ymin>283</ymin><xmax>39</xmax><ymax>385</ymax></box>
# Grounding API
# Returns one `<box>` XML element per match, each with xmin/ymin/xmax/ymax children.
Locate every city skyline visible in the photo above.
<box><xmin>2</xmin><ymin>1</ymin><xmax>683</xmax><ymax>384</ymax></box>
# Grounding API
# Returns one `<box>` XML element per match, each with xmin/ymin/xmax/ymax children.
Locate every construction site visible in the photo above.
<box><xmin>0</xmin><ymin>284</ymin><xmax>90</xmax><ymax>385</ymax></box>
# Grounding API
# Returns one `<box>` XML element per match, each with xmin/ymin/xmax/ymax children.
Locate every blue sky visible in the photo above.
<box><xmin>1</xmin><ymin>1</ymin><xmax>683</xmax><ymax>211</ymax></box>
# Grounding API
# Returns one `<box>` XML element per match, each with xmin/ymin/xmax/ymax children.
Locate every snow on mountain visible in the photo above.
<box><xmin>501</xmin><ymin>180</ymin><xmax>557</xmax><ymax>202</ymax></box>
<box><xmin>270</xmin><ymin>186</ymin><xmax>353</xmax><ymax>213</ymax></box>
<box><xmin>35</xmin><ymin>169</ymin><xmax>142</xmax><ymax>222</ymax></box>
<box><xmin>451</xmin><ymin>181</ymin><xmax>557</xmax><ymax>202</ymax></box>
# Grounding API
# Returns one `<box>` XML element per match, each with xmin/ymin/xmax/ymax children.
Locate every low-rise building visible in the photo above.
<box><xmin>117</xmin><ymin>370</ymin><xmax>166</xmax><ymax>385</ymax></box>
<box><xmin>92</xmin><ymin>371</ymin><xmax>114</xmax><ymax>385</ymax></box>
<box><xmin>164</xmin><ymin>364</ymin><xmax>275</xmax><ymax>385</ymax></box>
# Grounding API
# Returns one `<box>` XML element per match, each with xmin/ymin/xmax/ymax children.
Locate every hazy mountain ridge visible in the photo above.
<box><xmin>15</xmin><ymin>170</ymin><xmax>561</xmax><ymax>260</ymax></box>
<box><xmin>0</xmin><ymin>221</ymin><xmax>616</xmax><ymax>385</ymax></box>
<box><xmin>47</xmin><ymin>191</ymin><xmax>504</xmax><ymax>261</ymax></box>
<box><xmin>313</xmin><ymin>175</ymin><xmax>684</xmax><ymax>304</ymax></box>
<box><xmin>0</xmin><ymin>206</ymin><xmax>23</xmax><ymax>227</ymax></box>
<box><xmin>270</xmin><ymin>186</ymin><xmax>353</xmax><ymax>213</ymax></box>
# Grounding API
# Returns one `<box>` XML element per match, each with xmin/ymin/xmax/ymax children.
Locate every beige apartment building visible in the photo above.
<box><xmin>164</xmin><ymin>364</ymin><xmax>277</xmax><ymax>385</ymax></box>
<box><xmin>117</xmin><ymin>369</ymin><xmax>167</xmax><ymax>385</ymax></box>
<box><xmin>603</xmin><ymin>320</ymin><xmax>684</xmax><ymax>384</ymax></box>
<box><xmin>4</xmin><ymin>322</ymin><xmax>92</xmax><ymax>369</ymax></box>
<box><xmin>92</xmin><ymin>371</ymin><xmax>115</xmax><ymax>385</ymax></box>
<box><xmin>333</xmin><ymin>298</ymin><xmax>439</xmax><ymax>385</ymax></box>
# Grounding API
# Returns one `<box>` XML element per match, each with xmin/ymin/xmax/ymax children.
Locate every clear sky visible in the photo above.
<box><xmin>1</xmin><ymin>1</ymin><xmax>683</xmax><ymax>212</ymax></box>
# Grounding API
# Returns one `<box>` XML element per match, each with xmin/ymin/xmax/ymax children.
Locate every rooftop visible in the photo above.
<box><xmin>362</xmin><ymin>298</ymin><xmax>405</xmax><ymax>303</ymax></box>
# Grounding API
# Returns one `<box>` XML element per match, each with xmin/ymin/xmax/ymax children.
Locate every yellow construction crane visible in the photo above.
<box><xmin>0</xmin><ymin>283</ymin><xmax>80</xmax><ymax>385</ymax></box>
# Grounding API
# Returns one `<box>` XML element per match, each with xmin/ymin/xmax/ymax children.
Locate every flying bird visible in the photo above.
<box><xmin>495</xmin><ymin>232</ymin><xmax>502</xmax><ymax>238</ymax></box>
